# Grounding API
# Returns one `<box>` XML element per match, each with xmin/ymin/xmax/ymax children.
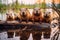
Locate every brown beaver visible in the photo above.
<box><xmin>32</xmin><ymin>8</ymin><xmax>44</xmax><ymax>23</ymax></box>
<box><xmin>44</xmin><ymin>11</ymin><xmax>59</xmax><ymax>23</ymax></box>
<box><xmin>6</xmin><ymin>13</ymin><xmax>14</xmax><ymax>21</ymax></box>
<box><xmin>44</xmin><ymin>12</ymin><xmax>52</xmax><ymax>23</ymax></box>
<box><xmin>6</xmin><ymin>9</ymin><xmax>16</xmax><ymax>21</ymax></box>
<box><xmin>19</xmin><ymin>8</ymin><xmax>31</xmax><ymax>23</ymax></box>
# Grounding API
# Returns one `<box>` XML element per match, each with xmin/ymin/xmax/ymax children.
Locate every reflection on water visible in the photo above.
<box><xmin>0</xmin><ymin>32</ymin><xmax>51</xmax><ymax>40</ymax></box>
<box><xmin>0</xmin><ymin>32</ymin><xmax>20</xmax><ymax>40</ymax></box>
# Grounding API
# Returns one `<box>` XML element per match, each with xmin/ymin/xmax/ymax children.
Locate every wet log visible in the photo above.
<box><xmin>0</xmin><ymin>21</ymin><xmax>51</xmax><ymax>32</ymax></box>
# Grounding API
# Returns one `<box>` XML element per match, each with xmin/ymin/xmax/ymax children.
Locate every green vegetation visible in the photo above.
<box><xmin>40</xmin><ymin>2</ymin><xmax>46</xmax><ymax>8</ymax></box>
<box><xmin>0</xmin><ymin>1</ymin><xmax>46</xmax><ymax>13</ymax></box>
<box><xmin>0</xmin><ymin>3</ymin><xmax>7</xmax><ymax>13</ymax></box>
<box><xmin>0</xmin><ymin>0</ymin><xmax>60</xmax><ymax>13</ymax></box>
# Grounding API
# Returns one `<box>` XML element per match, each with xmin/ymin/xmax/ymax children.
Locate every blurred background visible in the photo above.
<box><xmin>0</xmin><ymin>0</ymin><xmax>60</xmax><ymax>12</ymax></box>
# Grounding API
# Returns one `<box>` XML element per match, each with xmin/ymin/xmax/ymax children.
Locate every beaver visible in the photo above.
<box><xmin>44</xmin><ymin>12</ymin><xmax>52</xmax><ymax>23</ymax></box>
<box><xmin>19</xmin><ymin>8</ymin><xmax>31</xmax><ymax>23</ymax></box>
<box><xmin>44</xmin><ymin>11</ymin><xmax>59</xmax><ymax>23</ymax></box>
<box><xmin>6</xmin><ymin>13</ymin><xmax>14</xmax><ymax>21</ymax></box>
<box><xmin>32</xmin><ymin>8</ymin><xmax>44</xmax><ymax>23</ymax></box>
<box><xmin>6</xmin><ymin>9</ymin><xmax>17</xmax><ymax>21</ymax></box>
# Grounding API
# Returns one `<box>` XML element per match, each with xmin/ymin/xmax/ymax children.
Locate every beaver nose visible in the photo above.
<box><xmin>46</xmin><ymin>14</ymin><xmax>47</xmax><ymax>16</ymax></box>
<box><xmin>44</xmin><ymin>14</ymin><xmax>48</xmax><ymax>17</ymax></box>
<box><xmin>22</xmin><ymin>12</ymin><xmax>25</xmax><ymax>15</ymax></box>
<box><xmin>36</xmin><ymin>11</ymin><xmax>38</xmax><ymax>13</ymax></box>
<box><xmin>45</xmin><ymin>14</ymin><xmax>49</xmax><ymax>18</ymax></box>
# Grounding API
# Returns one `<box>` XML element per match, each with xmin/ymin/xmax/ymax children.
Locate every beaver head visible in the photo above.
<box><xmin>20</xmin><ymin>8</ymin><xmax>28</xmax><ymax>17</ymax></box>
<box><xmin>44</xmin><ymin>12</ymin><xmax>51</xmax><ymax>18</ymax></box>
<box><xmin>33</xmin><ymin>8</ymin><xmax>41</xmax><ymax>16</ymax></box>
